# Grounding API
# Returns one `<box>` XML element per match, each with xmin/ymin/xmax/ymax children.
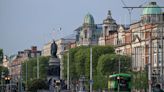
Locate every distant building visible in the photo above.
<box><xmin>10</xmin><ymin>46</ymin><xmax>41</xmax><ymax>82</ymax></box>
<box><xmin>98</xmin><ymin>10</ymin><xmax>118</xmax><ymax>45</ymax></box>
<box><xmin>42</xmin><ymin>38</ymin><xmax>76</xmax><ymax>57</ymax></box>
<box><xmin>73</xmin><ymin>2</ymin><xmax>164</xmax><ymax>81</ymax></box>
<box><xmin>2</xmin><ymin>55</ymin><xmax>9</xmax><ymax>68</ymax></box>
<box><xmin>75</xmin><ymin>13</ymin><xmax>102</xmax><ymax>46</ymax></box>
<box><xmin>42</xmin><ymin>41</ymin><xmax>52</xmax><ymax>57</ymax></box>
<box><xmin>97</xmin><ymin>1</ymin><xmax>164</xmax><ymax>84</ymax></box>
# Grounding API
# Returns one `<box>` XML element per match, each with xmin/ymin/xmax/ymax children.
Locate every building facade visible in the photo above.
<box><xmin>75</xmin><ymin>13</ymin><xmax>102</xmax><ymax>46</ymax></box>
<box><xmin>99</xmin><ymin>2</ymin><xmax>164</xmax><ymax>84</ymax></box>
<box><xmin>72</xmin><ymin>1</ymin><xmax>164</xmax><ymax>84</ymax></box>
<box><xmin>10</xmin><ymin>46</ymin><xmax>41</xmax><ymax>82</ymax></box>
<box><xmin>2</xmin><ymin>55</ymin><xmax>9</xmax><ymax>68</ymax></box>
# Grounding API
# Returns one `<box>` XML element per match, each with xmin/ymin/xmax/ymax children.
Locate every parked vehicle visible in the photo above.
<box><xmin>108</xmin><ymin>73</ymin><xmax>132</xmax><ymax>92</ymax></box>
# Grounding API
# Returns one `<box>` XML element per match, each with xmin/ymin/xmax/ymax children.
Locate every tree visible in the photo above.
<box><xmin>22</xmin><ymin>56</ymin><xmax>49</xmax><ymax>90</ymax></box>
<box><xmin>0</xmin><ymin>66</ymin><xmax>9</xmax><ymax>85</ymax></box>
<box><xmin>0</xmin><ymin>49</ymin><xmax>3</xmax><ymax>64</ymax></box>
<box><xmin>74</xmin><ymin>47</ymin><xmax>88</xmax><ymax>77</ymax></box>
<box><xmin>63</xmin><ymin>45</ymin><xmax>116</xmax><ymax>90</ymax></box>
<box><xmin>96</xmin><ymin>54</ymin><xmax>131</xmax><ymax>89</ymax></box>
<box><xmin>132</xmin><ymin>71</ymin><xmax>148</xmax><ymax>91</ymax></box>
<box><xmin>0</xmin><ymin>66</ymin><xmax>9</xmax><ymax>76</ymax></box>
<box><xmin>28</xmin><ymin>78</ymin><xmax>48</xmax><ymax>92</ymax></box>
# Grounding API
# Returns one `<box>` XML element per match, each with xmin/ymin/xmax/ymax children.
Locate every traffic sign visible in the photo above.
<box><xmin>89</xmin><ymin>80</ymin><xmax>93</xmax><ymax>84</ymax></box>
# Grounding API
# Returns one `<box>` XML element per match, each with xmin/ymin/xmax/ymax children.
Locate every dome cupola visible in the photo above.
<box><xmin>84</xmin><ymin>13</ymin><xmax>94</xmax><ymax>25</ymax></box>
<box><xmin>142</xmin><ymin>2</ymin><xmax>163</xmax><ymax>24</ymax></box>
<box><xmin>142</xmin><ymin>2</ymin><xmax>162</xmax><ymax>15</ymax></box>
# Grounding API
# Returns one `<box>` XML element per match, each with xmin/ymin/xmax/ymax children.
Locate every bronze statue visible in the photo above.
<box><xmin>51</xmin><ymin>40</ymin><xmax>58</xmax><ymax>58</ymax></box>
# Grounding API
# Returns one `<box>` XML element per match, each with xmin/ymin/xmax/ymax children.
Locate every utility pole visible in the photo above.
<box><xmin>19</xmin><ymin>63</ymin><xmax>22</xmax><ymax>92</ymax></box>
<box><xmin>118</xmin><ymin>55</ymin><xmax>120</xmax><ymax>92</ymax></box>
<box><xmin>37</xmin><ymin>55</ymin><xmax>39</xmax><ymax>79</ymax></box>
<box><xmin>90</xmin><ymin>47</ymin><xmax>93</xmax><ymax>92</ymax></box>
<box><xmin>160</xmin><ymin>26</ymin><xmax>163</xmax><ymax>88</ymax></box>
<box><xmin>26</xmin><ymin>60</ymin><xmax>28</xmax><ymax>91</ymax></box>
<box><xmin>67</xmin><ymin>51</ymin><xmax>69</xmax><ymax>90</ymax></box>
<box><xmin>148</xmin><ymin>29</ymin><xmax>152</xmax><ymax>92</ymax></box>
<box><xmin>1</xmin><ymin>71</ymin><xmax>4</xmax><ymax>92</ymax></box>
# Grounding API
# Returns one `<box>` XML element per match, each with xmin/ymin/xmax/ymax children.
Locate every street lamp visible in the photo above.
<box><xmin>89</xmin><ymin>37</ymin><xmax>93</xmax><ymax>92</ymax></box>
<box><xmin>118</xmin><ymin>55</ymin><xmax>121</xmax><ymax>92</ymax></box>
<box><xmin>1</xmin><ymin>71</ymin><xmax>5</xmax><ymax>92</ymax></box>
<box><xmin>67</xmin><ymin>51</ymin><xmax>70</xmax><ymax>90</ymax></box>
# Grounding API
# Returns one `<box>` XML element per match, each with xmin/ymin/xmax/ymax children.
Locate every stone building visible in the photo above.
<box><xmin>75</xmin><ymin>13</ymin><xmax>102</xmax><ymax>46</ymax></box>
<box><xmin>10</xmin><ymin>46</ymin><xmax>41</xmax><ymax>82</ymax></box>
<box><xmin>73</xmin><ymin>1</ymin><xmax>164</xmax><ymax>83</ymax></box>
<box><xmin>98</xmin><ymin>2</ymin><xmax>164</xmax><ymax>84</ymax></box>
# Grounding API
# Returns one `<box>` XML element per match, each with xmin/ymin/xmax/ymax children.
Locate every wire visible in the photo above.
<box><xmin>120</xmin><ymin>0</ymin><xmax>131</xmax><ymax>11</ymax></box>
<box><xmin>120</xmin><ymin>0</ymin><xmax>127</xmax><ymax>8</ymax></box>
<box><xmin>138</xmin><ymin>0</ymin><xmax>148</xmax><ymax>7</ymax></box>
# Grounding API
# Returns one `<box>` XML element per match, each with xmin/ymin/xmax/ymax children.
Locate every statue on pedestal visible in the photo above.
<box><xmin>51</xmin><ymin>40</ymin><xmax>58</xmax><ymax>58</ymax></box>
<box><xmin>47</xmin><ymin>40</ymin><xmax>61</xmax><ymax>92</ymax></box>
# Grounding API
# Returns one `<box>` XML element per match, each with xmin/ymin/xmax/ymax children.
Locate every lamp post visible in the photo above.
<box><xmin>26</xmin><ymin>59</ymin><xmax>28</xmax><ymax>92</ymax></box>
<box><xmin>90</xmin><ymin>47</ymin><xmax>93</xmax><ymax>92</ymax></box>
<box><xmin>37</xmin><ymin>54</ymin><xmax>39</xmax><ymax>79</ymax></box>
<box><xmin>9</xmin><ymin>56</ymin><xmax>12</xmax><ymax>92</ymax></box>
<box><xmin>67</xmin><ymin>50</ymin><xmax>70</xmax><ymax>90</ymax></box>
<box><xmin>160</xmin><ymin>25</ymin><xmax>164</xmax><ymax>89</ymax></box>
<box><xmin>118</xmin><ymin>55</ymin><xmax>120</xmax><ymax>92</ymax></box>
<box><xmin>1</xmin><ymin>71</ymin><xmax>4</xmax><ymax>92</ymax></box>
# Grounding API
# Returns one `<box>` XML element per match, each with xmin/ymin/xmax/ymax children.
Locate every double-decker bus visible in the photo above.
<box><xmin>108</xmin><ymin>73</ymin><xmax>132</xmax><ymax>92</ymax></box>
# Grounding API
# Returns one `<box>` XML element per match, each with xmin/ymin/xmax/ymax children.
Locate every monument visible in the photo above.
<box><xmin>47</xmin><ymin>40</ymin><xmax>61</xmax><ymax>92</ymax></box>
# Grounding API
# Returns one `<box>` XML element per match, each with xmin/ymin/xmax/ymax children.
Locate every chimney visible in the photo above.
<box><xmin>31</xmin><ymin>46</ymin><xmax>37</xmax><ymax>52</ymax></box>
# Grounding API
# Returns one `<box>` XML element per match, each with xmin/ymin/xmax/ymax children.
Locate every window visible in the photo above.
<box><xmin>84</xmin><ymin>30</ymin><xmax>87</xmax><ymax>38</ymax></box>
<box><xmin>141</xmin><ymin>31</ymin><xmax>144</xmax><ymax>39</ymax></box>
<box><xmin>159</xmin><ymin>47</ymin><xmax>162</xmax><ymax>64</ymax></box>
<box><xmin>154</xmin><ymin>54</ymin><xmax>157</xmax><ymax>65</ymax></box>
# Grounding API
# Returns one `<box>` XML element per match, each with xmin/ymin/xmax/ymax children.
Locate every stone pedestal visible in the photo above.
<box><xmin>47</xmin><ymin>57</ymin><xmax>60</xmax><ymax>92</ymax></box>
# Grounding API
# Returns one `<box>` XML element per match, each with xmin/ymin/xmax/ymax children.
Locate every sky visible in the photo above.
<box><xmin>0</xmin><ymin>0</ymin><xmax>164</xmax><ymax>55</ymax></box>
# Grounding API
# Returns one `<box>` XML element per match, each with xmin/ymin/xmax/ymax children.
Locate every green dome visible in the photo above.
<box><xmin>84</xmin><ymin>13</ymin><xmax>94</xmax><ymax>25</ymax></box>
<box><xmin>143</xmin><ymin>2</ymin><xmax>162</xmax><ymax>15</ymax></box>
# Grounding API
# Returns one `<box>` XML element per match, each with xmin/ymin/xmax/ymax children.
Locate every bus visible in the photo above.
<box><xmin>108</xmin><ymin>73</ymin><xmax>132</xmax><ymax>92</ymax></box>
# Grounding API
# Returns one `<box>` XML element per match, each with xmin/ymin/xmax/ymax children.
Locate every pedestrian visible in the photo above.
<box><xmin>153</xmin><ymin>84</ymin><xmax>164</xmax><ymax>92</ymax></box>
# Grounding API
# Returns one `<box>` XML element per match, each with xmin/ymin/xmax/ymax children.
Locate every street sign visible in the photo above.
<box><xmin>89</xmin><ymin>80</ymin><xmax>93</xmax><ymax>84</ymax></box>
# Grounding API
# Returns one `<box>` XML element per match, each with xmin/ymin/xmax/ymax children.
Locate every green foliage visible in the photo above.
<box><xmin>22</xmin><ymin>56</ymin><xmax>49</xmax><ymax>90</ymax></box>
<box><xmin>28</xmin><ymin>78</ymin><xmax>48</xmax><ymax>92</ymax></box>
<box><xmin>92</xmin><ymin>45</ymin><xmax>115</xmax><ymax>75</ymax></box>
<box><xmin>0</xmin><ymin>66</ymin><xmax>9</xmax><ymax>76</ymax></box>
<box><xmin>0</xmin><ymin>49</ymin><xmax>3</xmax><ymax>64</ymax></box>
<box><xmin>74</xmin><ymin>47</ymin><xmax>88</xmax><ymax>77</ymax></box>
<box><xmin>0</xmin><ymin>66</ymin><xmax>9</xmax><ymax>85</ymax></box>
<box><xmin>96</xmin><ymin>54</ymin><xmax>131</xmax><ymax>89</ymax></box>
<box><xmin>132</xmin><ymin>71</ymin><xmax>148</xmax><ymax>90</ymax></box>
<box><xmin>63</xmin><ymin>45</ymin><xmax>118</xmax><ymax>90</ymax></box>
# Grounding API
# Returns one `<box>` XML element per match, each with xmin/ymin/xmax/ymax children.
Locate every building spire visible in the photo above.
<box><xmin>107</xmin><ymin>10</ymin><xmax>112</xmax><ymax>19</ymax></box>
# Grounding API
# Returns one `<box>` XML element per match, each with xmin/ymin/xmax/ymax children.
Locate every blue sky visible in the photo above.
<box><xmin>0</xmin><ymin>0</ymin><xmax>163</xmax><ymax>55</ymax></box>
